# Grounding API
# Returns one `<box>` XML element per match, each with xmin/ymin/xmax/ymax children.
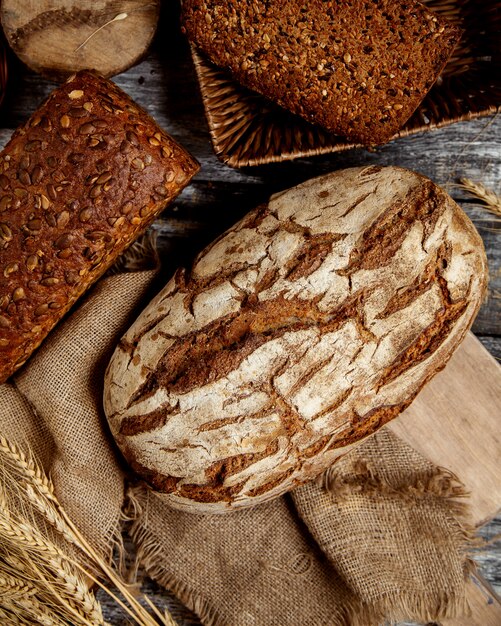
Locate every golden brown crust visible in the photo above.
<box><xmin>0</xmin><ymin>70</ymin><xmax>199</xmax><ymax>383</ymax></box>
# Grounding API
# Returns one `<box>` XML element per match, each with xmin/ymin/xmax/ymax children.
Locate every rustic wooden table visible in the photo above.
<box><xmin>0</xmin><ymin>4</ymin><xmax>499</xmax><ymax>625</ymax></box>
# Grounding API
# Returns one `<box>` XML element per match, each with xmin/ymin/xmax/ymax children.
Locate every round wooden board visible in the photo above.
<box><xmin>0</xmin><ymin>0</ymin><xmax>160</xmax><ymax>80</ymax></box>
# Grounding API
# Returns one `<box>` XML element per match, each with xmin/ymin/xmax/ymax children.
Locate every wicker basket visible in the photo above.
<box><xmin>191</xmin><ymin>0</ymin><xmax>501</xmax><ymax>167</ymax></box>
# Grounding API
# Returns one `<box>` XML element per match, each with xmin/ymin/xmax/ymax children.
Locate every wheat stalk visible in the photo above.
<box><xmin>74</xmin><ymin>13</ymin><xmax>128</xmax><ymax>52</ymax></box>
<box><xmin>0</xmin><ymin>515</ymin><xmax>103</xmax><ymax>625</ymax></box>
<box><xmin>0</xmin><ymin>606</ymin><xmax>30</xmax><ymax>626</ymax></box>
<box><xmin>45</xmin><ymin>555</ymin><xmax>105</xmax><ymax>624</ymax></box>
<box><xmin>0</xmin><ymin>573</ymin><xmax>38</xmax><ymax>597</ymax></box>
<box><xmin>0</xmin><ymin>479</ymin><xmax>99</xmax><ymax>625</ymax></box>
<box><xmin>4</xmin><ymin>594</ymin><xmax>70</xmax><ymax>626</ymax></box>
<box><xmin>0</xmin><ymin>436</ymin><xmax>55</xmax><ymax>501</ymax></box>
<box><xmin>0</xmin><ymin>436</ymin><xmax>173</xmax><ymax>626</ymax></box>
<box><xmin>457</xmin><ymin>177</ymin><xmax>501</xmax><ymax>221</ymax></box>
<box><xmin>0</xmin><ymin>512</ymin><xmax>114</xmax><ymax>625</ymax></box>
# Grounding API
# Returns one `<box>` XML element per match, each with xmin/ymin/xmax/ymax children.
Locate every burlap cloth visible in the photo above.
<box><xmin>0</xmin><ymin>268</ymin><xmax>475</xmax><ymax>626</ymax></box>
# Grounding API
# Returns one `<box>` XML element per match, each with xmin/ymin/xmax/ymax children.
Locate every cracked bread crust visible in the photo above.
<box><xmin>104</xmin><ymin>166</ymin><xmax>487</xmax><ymax>513</ymax></box>
<box><xmin>181</xmin><ymin>0</ymin><xmax>462</xmax><ymax>146</ymax></box>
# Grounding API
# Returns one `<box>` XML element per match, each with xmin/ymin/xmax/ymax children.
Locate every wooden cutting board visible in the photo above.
<box><xmin>388</xmin><ymin>332</ymin><xmax>501</xmax><ymax>625</ymax></box>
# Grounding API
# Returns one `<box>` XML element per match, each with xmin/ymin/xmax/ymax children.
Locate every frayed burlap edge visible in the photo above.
<box><xmin>125</xmin><ymin>485</ymin><xmax>228</xmax><ymax>626</ymax></box>
<box><xmin>319</xmin><ymin>459</ymin><xmax>477</xmax><ymax>625</ymax></box>
<box><xmin>321</xmin><ymin>457</ymin><xmax>472</xmax><ymax>507</ymax></box>
<box><xmin>124</xmin><ymin>485</ymin><xmax>359</xmax><ymax>626</ymax></box>
<box><xmin>123</xmin><ymin>478</ymin><xmax>476</xmax><ymax>626</ymax></box>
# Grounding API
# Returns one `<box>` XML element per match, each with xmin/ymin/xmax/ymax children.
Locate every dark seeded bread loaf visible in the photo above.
<box><xmin>104</xmin><ymin>166</ymin><xmax>487</xmax><ymax>513</ymax></box>
<box><xmin>0</xmin><ymin>70</ymin><xmax>199</xmax><ymax>383</ymax></box>
<box><xmin>182</xmin><ymin>0</ymin><xmax>462</xmax><ymax>145</ymax></box>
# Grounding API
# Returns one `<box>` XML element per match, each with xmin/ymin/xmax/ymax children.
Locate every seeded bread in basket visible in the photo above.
<box><xmin>0</xmin><ymin>71</ymin><xmax>199</xmax><ymax>384</ymax></box>
<box><xmin>182</xmin><ymin>0</ymin><xmax>462</xmax><ymax>145</ymax></box>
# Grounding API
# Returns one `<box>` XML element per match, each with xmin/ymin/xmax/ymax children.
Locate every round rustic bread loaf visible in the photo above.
<box><xmin>104</xmin><ymin>166</ymin><xmax>488</xmax><ymax>513</ymax></box>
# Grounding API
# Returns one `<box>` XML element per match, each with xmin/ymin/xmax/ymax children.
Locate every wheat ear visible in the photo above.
<box><xmin>0</xmin><ymin>504</ymin><xmax>106</xmax><ymax>625</ymax></box>
<box><xmin>0</xmin><ymin>520</ymin><xmax>104</xmax><ymax>625</ymax></box>
<box><xmin>0</xmin><ymin>437</ymin><xmax>175</xmax><ymax>625</ymax></box>
<box><xmin>3</xmin><ymin>594</ymin><xmax>69</xmax><ymax>626</ymax></box>
<box><xmin>458</xmin><ymin>177</ymin><xmax>501</xmax><ymax>220</ymax></box>
<box><xmin>0</xmin><ymin>573</ymin><xmax>38</xmax><ymax>597</ymax></box>
<box><xmin>0</xmin><ymin>606</ymin><xmax>31</xmax><ymax>626</ymax></box>
<box><xmin>34</xmin><ymin>482</ymin><xmax>167</xmax><ymax>625</ymax></box>
<box><xmin>0</xmin><ymin>436</ymin><xmax>55</xmax><ymax>500</ymax></box>
<box><xmin>40</xmin><ymin>555</ymin><xmax>105</xmax><ymax>624</ymax></box>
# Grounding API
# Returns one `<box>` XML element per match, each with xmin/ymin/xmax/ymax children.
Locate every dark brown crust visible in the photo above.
<box><xmin>0</xmin><ymin>70</ymin><xmax>199</xmax><ymax>383</ymax></box>
<box><xmin>181</xmin><ymin>0</ymin><xmax>462</xmax><ymax>145</ymax></box>
<box><xmin>329</xmin><ymin>403</ymin><xmax>409</xmax><ymax>450</ymax></box>
<box><xmin>129</xmin><ymin>457</ymin><xmax>182</xmax><ymax>494</ymax></box>
<box><xmin>377</xmin><ymin>279</ymin><xmax>470</xmax><ymax>388</ymax></box>
<box><xmin>125</xmin><ymin>290</ymin><xmax>372</xmax><ymax>406</ymax></box>
<box><xmin>340</xmin><ymin>180</ymin><xmax>447</xmax><ymax>275</ymax></box>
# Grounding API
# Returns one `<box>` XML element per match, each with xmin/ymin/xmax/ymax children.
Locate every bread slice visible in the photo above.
<box><xmin>182</xmin><ymin>0</ymin><xmax>462</xmax><ymax>145</ymax></box>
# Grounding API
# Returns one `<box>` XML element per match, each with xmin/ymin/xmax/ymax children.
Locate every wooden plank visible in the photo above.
<box><xmin>478</xmin><ymin>336</ymin><xmax>501</xmax><ymax>362</ymax></box>
<box><xmin>477</xmin><ymin>516</ymin><xmax>501</xmax><ymax>594</ymax></box>
<box><xmin>389</xmin><ymin>333</ymin><xmax>501</xmax><ymax>528</ymax></box>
